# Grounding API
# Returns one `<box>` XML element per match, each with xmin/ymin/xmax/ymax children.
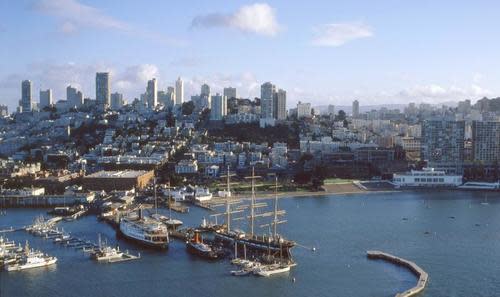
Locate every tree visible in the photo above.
<box><xmin>335</xmin><ymin>110</ymin><xmax>346</xmax><ymax>121</ymax></box>
<box><xmin>181</xmin><ymin>101</ymin><xmax>195</xmax><ymax>115</ymax></box>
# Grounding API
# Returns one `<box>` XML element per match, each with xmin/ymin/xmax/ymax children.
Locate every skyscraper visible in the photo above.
<box><xmin>422</xmin><ymin>120</ymin><xmax>465</xmax><ymax>173</ymax></box>
<box><xmin>21</xmin><ymin>80</ymin><xmax>32</xmax><ymax>112</ymax></box>
<box><xmin>472</xmin><ymin>121</ymin><xmax>500</xmax><ymax>165</ymax></box>
<box><xmin>96</xmin><ymin>72</ymin><xmax>110</xmax><ymax>109</ymax></box>
<box><xmin>175</xmin><ymin>77</ymin><xmax>184</xmax><ymax>105</ymax></box>
<box><xmin>328</xmin><ymin>104</ymin><xmax>335</xmax><ymax>116</ymax></box>
<box><xmin>110</xmin><ymin>92</ymin><xmax>124</xmax><ymax>110</ymax></box>
<box><xmin>260</xmin><ymin>82</ymin><xmax>275</xmax><ymax>119</ymax></box>
<box><xmin>210</xmin><ymin>93</ymin><xmax>227</xmax><ymax>121</ymax></box>
<box><xmin>297</xmin><ymin>101</ymin><xmax>312</xmax><ymax>118</ymax></box>
<box><xmin>67</xmin><ymin>85</ymin><xmax>83</xmax><ymax>108</ymax></box>
<box><xmin>146</xmin><ymin>78</ymin><xmax>158</xmax><ymax>108</ymax></box>
<box><xmin>223</xmin><ymin>87</ymin><xmax>237</xmax><ymax>99</ymax></box>
<box><xmin>352</xmin><ymin>100</ymin><xmax>359</xmax><ymax>118</ymax></box>
<box><xmin>201</xmin><ymin>84</ymin><xmax>211</xmax><ymax>97</ymax></box>
<box><xmin>273</xmin><ymin>88</ymin><xmax>286</xmax><ymax>120</ymax></box>
<box><xmin>39</xmin><ymin>89</ymin><xmax>53</xmax><ymax>109</ymax></box>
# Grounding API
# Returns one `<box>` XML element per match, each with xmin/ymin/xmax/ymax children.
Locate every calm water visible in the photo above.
<box><xmin>1</xmin><ymin>191</ymin><xmax>499</xmax><ymax>297</ymax></box>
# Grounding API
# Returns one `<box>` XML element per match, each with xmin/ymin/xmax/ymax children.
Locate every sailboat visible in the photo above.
<box><xmin>214</xmin><ymin>168</ymin><xmax>296</xmax><ymax>260</ymax></box>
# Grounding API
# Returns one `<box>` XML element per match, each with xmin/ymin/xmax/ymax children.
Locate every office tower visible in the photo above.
<box><xmin>146</xmin><ymin>78</ymin><xmax>158</xmax><ymax>108</ymax></box>
<box><xmin>0</xmin><ymin>105</ymin><xmax>8</xmax><ymax>117</ymax></box>
<box><xmin>110</xmin><ymin>92</ymin><xmax>124</xmax><ymax>110</ymax></box>
<box><xmin>421</xmin><ymin>120</ymin><xmax>465</xmax><ymax>173</ymax></box>
<box><xmin>223</xmin><ymin>87</ymin><xmax>237</xmax><ymax>99</ymax></box>
<box><xmin>297</xmin><ymin>101</ymin><xmax>312</xmax><ymax>118</ymax></box>
<box><xmin>273</xmin><ymin>88</ymin><xmax>286</xmax><ymax>120</ymax></box>
<box><xmin>210</xmin><ymin>93</ymin><xmax>227</xmax><ymax>121</ymax></box>
<box><xmin>328</xmin><ymin>104</ymin><xmax>335</xmax><ymax>116</ymax></box>
<box><xmin>175</xmin><ymin>77</ymin><xmax>184</xmax><ymax>105</ymax></box>
<box><xmin>260</xmin><ymin>82</ymin><xmax>275</xmax><ymax>119</ymax></box>
<box><xmin>21</xmin><ymin>80</ymin><xmax>32</xmax><ymax>112</ymax></box>
<box><xmin>96</xmin><ymin>72</ymin><xmax>110</xmax><ymax>109</ymax></box>
<box><xmin>352</xmin><ymin>100</ymin><xmax>359</xmax><ymax>118</ymax></box>
<box><xmin>201</xmin><ymin>84</ymin><xmax>211</xmax><ymax>97</ymax></box>
<box><xmin>67</xmin><ymin>85</ymin><xmax>83</xmax><ymax>108</ymax></box>
<box><xmin>472</xmin><ymin>121</ymin><xmax>500</xmax><ymax>164</ymax></box>
<box><xmin>39</xmin><ymin>89</ymin><xmax>53</xmax><ymax>109</ymax></box>
<box><xmin>166</xmin><ymin>86</ymin><xmax>175</xmax><ymax>106</ymax></box>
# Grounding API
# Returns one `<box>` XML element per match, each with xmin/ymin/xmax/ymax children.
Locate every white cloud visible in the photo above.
<box><xmin>32</xmin><ymin>0</ymin><xmax>185</xmax><ymax>46</ymax></box>
<box><xmin>191</xmin><ymin>3</ymin><xmax>281</xmax><ymax>36</ymax></box>
<box><xmin>396</xmin><ymin>84</ymin><xmax>492</xmax><ymax>101</ymax></box>
<box><xmin>312</xmin><ymin>22</ymin><xmax>373</xmax><ymax>47</ymax></box>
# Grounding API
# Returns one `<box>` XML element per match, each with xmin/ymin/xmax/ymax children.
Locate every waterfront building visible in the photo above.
<box><xmin>146</xmin><ymin>78</ymin><xmax>158</xmax><ymax>108</ymax></box>
<box><xmin>297</xmin><ymin>101</ymin><xmax>312</xmax><ymax>118</ymax></box>
<box><xmin>274</xmin><ymin>89</ymin><xmax>287</xmax><ymax>120</ymax></box>
<box><xmin>393</xmin><ymin>167</ymin><xmax>463</xmax><ymax>187</ymax></box>
<box><xmin>421</xmin><ymin>120</ymin><xmax>465</xmax><ymax>174</ymax></box>
<box><xmin>210</xmin><ymin>93</ymin><xmax>227</xmax><ymax>121</ymax></box>
<box><xmin>110</xmin><ymin>92</ymin><xmax>124</xmax><ymax>110</ymax></box>
<box><xmin>223</xmin><ymin>87</ymin><xmax>237</xmax><ymax>99</ymax></box>
<box><xmin>21</xmin><ymin>80</ymin><xmax>32</xmax><ymax>112</ymax></box>
<box><xmin>39</xmin><ymin>89</ymin><xmax>53</xmax><ymax>109</ymax></box>
<box><xmin>471</xmin><ymin>121</ymin><xmax>500</xmax><ymax>164</ymax></box>
<box><xmin>175</xmin><ymin>77</ymin><xmax>184</xmax><ymax>105</ymax></box>
<box><xmin>352</xmin><ymin>100</ymin><xmax>360</xmax><ymax>118</ymax></box>
<box><xmin>96</xmin><ymin>72</ymin><xmax>110</xmax><ymax>109</ymax></box>
<box><xmin>82</xmin><ymin>170</ymin><xmax>154</xmax><ymax>192</ymax></box>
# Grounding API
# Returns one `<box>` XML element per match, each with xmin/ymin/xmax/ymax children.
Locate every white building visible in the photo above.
<box><xmin>175</xmin><ymin>77</ymin><xmax>184</xmax><ymax>105</ymax></box>
<box><xmin>210</xmin><ymin>93</ymin><xmax>227</xmax><ymax>120</ymax></box>
<box><xmin>297</xmin><ymin>101</ymin><xmax>312</xmax><ymax>118</ymax></box>
<box><xmin>393</xmin><ymin>168</ymin><xmax>462</xmax><ymax>187</ymax></box>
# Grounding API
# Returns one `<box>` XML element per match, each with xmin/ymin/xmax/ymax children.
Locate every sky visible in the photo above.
<box><xmin>1</xmin><ymin>0</ymin><xmax>500</xmax><ymax>111</ymax></box>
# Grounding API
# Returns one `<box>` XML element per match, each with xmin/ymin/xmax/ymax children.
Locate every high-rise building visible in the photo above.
<box><xmin>472</xmin><ymin>121</ymin><xmax>500</xmax><ymax>165</ymax></box>
<box><xmin>201</xmin><ymin>84</ymin><xmax>211</xmax><ymax>97</ymax></box>
<box><xmin>146</xmin><ymin>78</ymin><xmax>158</xmax><ymax>108</ymax></box>
<box><xmin>297</xmin><ymin>101</ymin><xmax>312</xmax><ymax>118</ymax></box>
<box><xmin>223</xmin><ymin>87</ymin><xmax>237</xmax><ymax>99</ymax></box>
<box><xmin>175</xmin><ymin>77</ymin><xmax>184</xmax><ymax>105</ymax></box>
<box><xmin>66</xmin><ymin>85</ymin><xmax>83</xmax><ymax>108</ymax></box>
<box><xmin>210</xmin><ymin>93</ymin><xmax>227</xmax><ymax>121</ymax></box>
<box><xmin>328</xmin><ymin>104</ymin><xmax>335</xmax><ymax>116</ymax></box>
<box><xmin>352</xmin><ymin>100</ymin><xmax>359</xmax><ymax>118</ymax></box>
<box><xmin>110</xmin><ymin>92</ymin><xmax>124</xmax><ymax>110</ymax></box>
<box><xmin>96</xmin><ymin>72</ymin><xmax>110</xmax><ymax>109</ymax></box>
<box><xmin>39</xmin><ymin>89</ymin><xmax>53</xmax><ymax>109</ymax></box>
<box><xmin>260</xmin><ymin>82</ymin><xmax>275</xmax><ymax>119</ymax></box>
<box><xmin>20</xmin><ymin>80</ymin><xmax>32</xmax><ymax>112</ymax></box>
<box><xmin>273</xmin><ymin>89</ymin><xmax>286</xmax><ymax>120</ymax></box>
<box><xmin>0</xmin><ymin>105</ymin><xmax>8</xmax><ymax>117</ymax></box>
<box><xmin>421</xmin><ymin>120</ymin><xmax>465</xmax><ymax>173</ymax></box>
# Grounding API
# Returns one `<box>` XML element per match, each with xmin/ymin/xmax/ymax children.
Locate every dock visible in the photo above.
<box><xmin>104</xmin><ymin>251</ymin><xmax>141</xmax><ymax>263</ymax></box>
<box><xmin>367</xmin><ymin>250</ymin><xmax>428</xmax><ymax>297</ymax></box>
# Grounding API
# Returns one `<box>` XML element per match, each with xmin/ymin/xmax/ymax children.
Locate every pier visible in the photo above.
<box><xmin>367</xmin><ymin>250</ymin><xmax>428</xmax><ymax>297</ymax></box>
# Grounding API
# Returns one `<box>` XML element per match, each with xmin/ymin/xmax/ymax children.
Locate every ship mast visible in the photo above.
<box><xmin>226</xmin><ymin>165</ymin><xmax>231</xmax><ymax>232</ymax></box>
<box><xmin>273</xmin><ymin>175</ymin><xmax>278</xmax><ymax>239</ymax></box>
<box><xmin>153</xmin><ymin>176</ymin><xmax>158</xmax><ymax>215</ymax></box>
<box><xmin>250</xmin><ymin>167</ymin><xmax>256</xmax><ymax>236</ymax></box>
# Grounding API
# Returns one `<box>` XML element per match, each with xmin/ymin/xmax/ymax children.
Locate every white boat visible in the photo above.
<box><xmin>92</xmin><ymin>246</ymin><xmax>124</xmax><ymax>261</ymax></box>
<box><xmin>253</xmin><ymin>264</ymin><xmax>291</xmax><ymax>277</ymax></box>
<box><xmin>119</xmin><ymin>209</ymin><xmax>169</xmax><ymax>249</ymax></box>
<box><xmin>5</xmin><ymin>243</ymin><xmax>57</xmax><ymax>272</ymax></box>
<box><xmin>230</xmin><ymin>268</ymin><xmax>252</xmax><ymax>276</ymax></box>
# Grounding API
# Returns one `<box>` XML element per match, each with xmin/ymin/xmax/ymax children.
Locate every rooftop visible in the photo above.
<box><xmin>85</xmin><ymin>170</ymin><xmax>150</xmax><ymax>179</ymax></box>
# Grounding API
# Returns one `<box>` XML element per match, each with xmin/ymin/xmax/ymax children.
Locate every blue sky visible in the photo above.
<box><xmin>1</xmin><ymin>0</ymin><xmax>499</xmax><ymax>110</ymax></box>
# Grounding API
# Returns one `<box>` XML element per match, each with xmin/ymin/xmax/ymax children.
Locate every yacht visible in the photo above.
<box><xmin>253</xmin><ymin>263</ymin><xmax>291</xmax><ymax>277</ymax></box>
<box><xmin>5</xmin><ymin>243</ymin><xmax>57</xmax><ymax>272</ymax></box>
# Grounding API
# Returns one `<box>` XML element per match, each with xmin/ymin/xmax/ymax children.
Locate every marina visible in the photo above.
<box><xmin>0</xmin><ymin>191</ymin><xmax>499</xmax><ymax>297</ymax></box>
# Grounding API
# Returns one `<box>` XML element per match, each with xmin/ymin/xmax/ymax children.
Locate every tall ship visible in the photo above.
<box><xmin>213</xmin><ymin>167</ymin><xmax>296</xmax><ymax>260</ymax></box>
<box><xmin>5</xmin><ymin>242</ymin><xmax>57</xmax><ymax>272</ymax></box>
<box><xmin>119</xmin><ymin>208</ymin><xmax>169</xmax><ymax>249</ymax></box>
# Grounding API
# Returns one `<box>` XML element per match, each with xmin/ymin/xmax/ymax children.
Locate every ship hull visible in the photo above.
<box><xmin>117</xmin><ymin>228</ymin><xmax>169</xmax><ymax>250</ymax></box>
<box><xmin>186</xmin><ymin>243</ymin><xmax>218</xmax><ymax>260</ymax></box>
<box><xmin>214</xmin><ymin>232</ymin><xmax>294</xmax><ymax>258</ymax></box>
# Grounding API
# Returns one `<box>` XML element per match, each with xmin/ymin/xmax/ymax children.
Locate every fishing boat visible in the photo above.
<box><xmin>5</xmin><ymin>242</ymin><xmax>57</xmax><ymax>271</ymax></box>
<box><xmin>186</xmin><ymin>230</ymin><xmax>219</xmax><ymax>259</ymax></box>
<box><xmin>91</xmin><ymin>234</ymin><xmax>124</xmax><ymax>261</ymax></box>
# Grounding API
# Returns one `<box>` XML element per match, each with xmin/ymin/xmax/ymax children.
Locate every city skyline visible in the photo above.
<box><xmin>1</xmin><ymin>0</ymin><xmax>500</xmax><ymax>110</ymax></box>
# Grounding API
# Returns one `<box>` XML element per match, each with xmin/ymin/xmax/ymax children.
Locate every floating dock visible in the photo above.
<box><xmin>367</xmin><ymin>250</ymin><xmax>428</xmax><ymax>297</ymax></box>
